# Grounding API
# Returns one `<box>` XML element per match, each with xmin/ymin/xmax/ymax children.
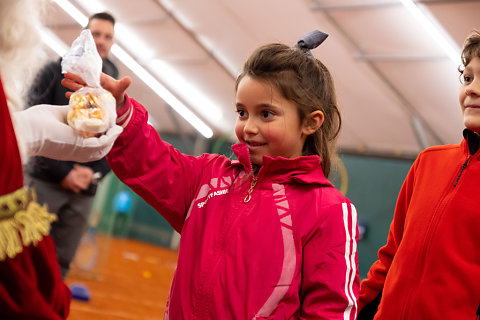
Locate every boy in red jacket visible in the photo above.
<box><xmin>358</xmin><ymin>30</ymin><xmax>480</xmax><ymax>320</ymax></box>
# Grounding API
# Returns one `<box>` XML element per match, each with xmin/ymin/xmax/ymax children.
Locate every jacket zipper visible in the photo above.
<box><xmin>404</xmin><ymin>153</ymin><xmax>470</xmax><ymax>318</ymax></box>
<box><xmin>453</xmin><ymin>155</ymin><xmax>471</xmax><ymax>187</ymax></box>
<box><xmin>243</xmin><ymin>176</ymin><xmax>257</xmax><ymax>203</ymax></box>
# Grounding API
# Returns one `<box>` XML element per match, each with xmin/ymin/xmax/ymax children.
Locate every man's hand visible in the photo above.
<box><xmin>60</xmin><ymin>165</ymin><xmax>94</xmax><ymax>193</ymax></box>
<box><xmin>73</xmin><ymin>164</ymin><xmax>94</xmax><ymax>187</ymax></box>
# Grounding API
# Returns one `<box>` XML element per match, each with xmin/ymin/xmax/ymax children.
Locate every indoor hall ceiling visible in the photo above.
<box><xmin>42</xmin><ymin>0</ymin><xmax>480</xmax><ymax>157</ymax></box>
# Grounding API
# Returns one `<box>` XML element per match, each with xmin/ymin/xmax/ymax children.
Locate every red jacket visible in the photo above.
<box><xmin>108</xmin><ymin>96</ymin><xmax>359</xmax><ymax>319</ymax></box>
<box><xmin>358</xmin><ymin>130</ymin><xmax>480</xmax><ymax>320</ymax></box>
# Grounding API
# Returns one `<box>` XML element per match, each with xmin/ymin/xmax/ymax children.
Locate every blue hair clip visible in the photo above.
<box><xmin>295</xmin><ymin>30</ymin><xmax>328</xmax><ymax>57</ymax></box>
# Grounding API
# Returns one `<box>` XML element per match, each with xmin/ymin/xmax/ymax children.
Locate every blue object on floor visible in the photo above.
<box><xmin>70</xmin><ymin>283</ymin><xmax>91</xmax><ymax>302</ymax></box>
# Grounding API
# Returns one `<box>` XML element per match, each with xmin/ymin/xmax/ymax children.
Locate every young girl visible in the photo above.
<box><xmin>64</xmin><ymin>31</ymin><xmax>359</xmax><ymax>319</ymax></box>
<box><xmin>357</xmin><ymin>31</ymin><xmax>480</xmax><ymax>320</ymax></box>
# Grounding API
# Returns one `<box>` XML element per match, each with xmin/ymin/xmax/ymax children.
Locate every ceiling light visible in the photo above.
<box><xmin>149</xmin><ymin>60</ymin><xmax>222</xmax><ymax>122</ymax></box>
<box><xmin>52</xmin><ymin>0</ymin><xmax>88</xmax><ymax>27</ymax></box>
<box><xmin>112</xmin><ymin>45</ymin><xmax>213</xmax><ymax>138</ymax></box>
<box><xmin>400</xmin><ymin>0</ymin><xmax>460</xmax><ymax>66</ymax></box>
<box><xmin>40</xmin><ymin>27</ymin><xmax>69</xmax><ymax>56</ymax></box>
<box><xmin>114</xmin><ymin>24</ymin><xmax>155</xmax><ymax>61</ymax></box>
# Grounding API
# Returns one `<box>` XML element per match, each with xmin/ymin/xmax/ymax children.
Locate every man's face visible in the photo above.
<box><xmin>88</xmin><ymin>18</ymin><xmax>114</xmax><ymax>59</ymax></box>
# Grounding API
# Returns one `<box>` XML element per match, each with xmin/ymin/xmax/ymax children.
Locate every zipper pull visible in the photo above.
<box><xmin>243</xmin><ymin>177</ymin><xmax>258</xmax><ymax>203</ymax></box>
<box><xmin>454</xmin><ymin>155</ymin><xmax>471</xmax><ymax>187</ymax></box>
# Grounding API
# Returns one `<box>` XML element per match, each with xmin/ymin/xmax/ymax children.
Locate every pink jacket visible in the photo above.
<box><xmin>108</xmin><ymin>96</ymin><xmax>359</xmax><ymax>319</ymax></box>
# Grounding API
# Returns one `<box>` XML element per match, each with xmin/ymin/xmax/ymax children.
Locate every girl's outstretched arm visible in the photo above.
<box><xmin>106</xmin><ymin>96</ymin><xmax>216</xmax><ymax>233</ymax></box>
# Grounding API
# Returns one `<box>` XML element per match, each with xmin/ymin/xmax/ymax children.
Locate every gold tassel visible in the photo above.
<box><xmin>0</xmin><ymin>219</ymin><xmax>23</xmax><ymax>261</ymax></box>
<box><xmin>0</xmin><ymin>187</ymin><xmax>56</xmax><ymax>261</ymax></box>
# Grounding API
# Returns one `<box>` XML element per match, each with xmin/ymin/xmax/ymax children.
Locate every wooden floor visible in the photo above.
<box><xmin>65</xmin><ymin>234</ymin><xmax>178</xmax><ymax>320</ymax></box>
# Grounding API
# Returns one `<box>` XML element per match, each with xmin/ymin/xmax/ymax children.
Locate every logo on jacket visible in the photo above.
<box><xmin>195</xmin><ymin>176</ymin><xmax>234</xmax><ymax>209</ymax></box>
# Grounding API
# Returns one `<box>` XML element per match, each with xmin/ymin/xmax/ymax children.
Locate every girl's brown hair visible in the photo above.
<box><xmin>236</xmin><ymin>43</ymin><xmax>341</xmax><ymax>177</ymax></box>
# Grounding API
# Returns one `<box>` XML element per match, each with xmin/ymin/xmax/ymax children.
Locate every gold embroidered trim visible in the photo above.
<box><xmin>0</xmin><ymin>187</ymin><xmax>56</xmax><ymax>261</ymax></box>
<box><xmin>0</xmin><ymin>186</ymin><xmax>30</xmax><ymax>219</ymax></box>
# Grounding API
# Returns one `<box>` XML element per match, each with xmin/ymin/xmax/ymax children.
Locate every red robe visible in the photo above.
<box><xmin>0</xmin><ymin>77</ymin><xmax>71</xmax><ymax>319</ymax></box>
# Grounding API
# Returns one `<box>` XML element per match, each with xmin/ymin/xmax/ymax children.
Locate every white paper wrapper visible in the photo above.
<box><xmin>62</xmin><ymin>30</ymin><xmax>102</xmax><ymax>87</ymax></box>
<box><xmin>62</xmin><ymin>30</ymin><xmax>116</xmax><ymax>136</ymax></box>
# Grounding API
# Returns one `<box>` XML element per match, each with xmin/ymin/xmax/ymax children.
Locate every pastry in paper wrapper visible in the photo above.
<box><xmin>67</xmin><ymin>87</ymin><xmax>115</xmax><ymax>137</ymax></box>
<box><xmin>62</xmin><ymin>30</ymin><xmax>116</xmax><ymax>137</ymax></box>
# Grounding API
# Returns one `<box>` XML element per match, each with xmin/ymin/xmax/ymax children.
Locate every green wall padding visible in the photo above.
<box><xmin>89</xmin><ymin>133</ymin><xmax>195</xmax><ymax>248</ymax></box>
<box><xmin>331</xmin><ymin>155</ymin><xmax>414</xmax><ymax>279</ymax></box>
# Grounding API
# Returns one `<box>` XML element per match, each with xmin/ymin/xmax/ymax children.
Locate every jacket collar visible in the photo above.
<box><xmin>463</xmin><ymin>129</ymin><xmax>480</xmax><ymax>155</ymax></box>
<box><xmin>231</xmin><ymin>143</ymin><xmax>332</xmax><ymax>186</ymax></box>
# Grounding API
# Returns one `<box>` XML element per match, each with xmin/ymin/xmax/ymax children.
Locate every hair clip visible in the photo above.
<box><xmin>295</xmin><ymin>30</ymin><xmax>329</xmax><ymax>57</ymax></box>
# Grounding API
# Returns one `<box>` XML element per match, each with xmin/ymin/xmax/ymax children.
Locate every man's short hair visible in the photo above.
<box><xmin>87</xmin><ymin>12</ymin><xmax>115</xmax><ymax>27</ymax></box>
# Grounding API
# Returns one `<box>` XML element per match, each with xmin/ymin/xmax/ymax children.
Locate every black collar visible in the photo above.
<box><xmin>463</xmin><ymin>129</ymin><xmax>480</xmax><ymax>155</ymax></box>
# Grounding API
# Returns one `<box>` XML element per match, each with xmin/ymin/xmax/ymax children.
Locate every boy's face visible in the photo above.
<box><xmin>234</xmin><ymin>76</ymin><xmax>308</xmax><ymax>166</ymax></box>
<box><xmin>460</xmin><ymin>56</ymin><xmax>480</xmax><ymax>132</ymax></box>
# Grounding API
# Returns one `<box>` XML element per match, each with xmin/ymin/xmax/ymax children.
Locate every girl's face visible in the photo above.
<box><xmin>460</xmin><ymin>56</ymin><xmax>480</xmax><ymax>132</ymax></box>
<box><xmin>235</xmin><ymin>76</ymin><xmax>309</xmax><ymax>165</ymax></box>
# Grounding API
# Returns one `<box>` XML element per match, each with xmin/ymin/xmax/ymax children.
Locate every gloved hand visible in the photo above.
<box><xmin>13</xmin><ymin>104</ymin><xmax>123</xmax><ymax>162</ymax></box>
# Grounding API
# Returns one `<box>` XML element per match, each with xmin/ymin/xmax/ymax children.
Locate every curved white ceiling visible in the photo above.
<box><xmin>43</xmin><ymin>0</ymin><xmax>480</xmax><ymax>157</ymax></box>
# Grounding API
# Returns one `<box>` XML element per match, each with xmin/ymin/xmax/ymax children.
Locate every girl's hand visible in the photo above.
<box><xmin>62</xmin><ymin>72</ymin><xmax>132</xmax><ymax>109</ymax></box>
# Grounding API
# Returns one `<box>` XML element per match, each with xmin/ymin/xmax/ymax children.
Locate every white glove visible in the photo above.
<box><xmin>13</xmin><ymin>104</ymin><xmax>123</xmax><ymax>162</ymax></box>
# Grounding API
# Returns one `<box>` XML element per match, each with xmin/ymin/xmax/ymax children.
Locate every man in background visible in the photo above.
<box><xmin>25</xmin><ymin>12</ymin><xmax>119</xmax><ymax>279</ymax></box>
